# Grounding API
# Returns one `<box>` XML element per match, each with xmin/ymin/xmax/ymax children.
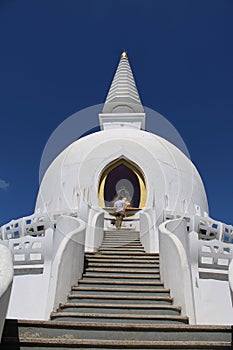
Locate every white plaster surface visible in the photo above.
<box><xmin>229</xmin><ymin>259</ymin><xmax>233</xmax><ymax>303</ymax></box>
<box><xmin>2</xmin><ymin>52</ymin><xmax>233</xmax><ymax>328</ymax></box>
<box><xmin>160</xmin><ymin>219</ymin><xmax>233</xmax><ymax>325</ymax></box>
<box><xmin>36</xmin><ymin>129</ymin><xmax>209</xmax><ymax>226</ymax></box>
<box><xmin>159</xmin><ymin>219</ymin><xmax>195</xmax><ymax>323</ymax></box>
<box><xmin>7</xmin><ymin>228</ymin><xmax>53</xmax><ymax>320</ymax></box>
<box><xmin>45</xmin><ymin>215</ymin><xmax>86</xmax><ymax>317</ymax></box>
<box><xmin>85</xmin><ymin>208</ymin><xmax>104</xmax><ymax>252</ymax></box>
<box><xmin>0</xmin><ymin>245</ymin><xmax>13</xmax><ymax>339</ymax></box>
<box><xmin>7</xmin><ymin>217</ymin><xmax>86</xmax><ymax>321</ymax></box>
<box><xmin>140</xmin><ymin>208</ymin><xmax>158</xmax><ymax>253</ymax></box>
<box><xmin>197</xmin><ymin>279</ymin><xmax>233</xmax><ymax>325</ymax></box>
<box><xmin>0</xmin><ymin>245</ymin><xmax>13</xmax><ymax>298</ymax></box>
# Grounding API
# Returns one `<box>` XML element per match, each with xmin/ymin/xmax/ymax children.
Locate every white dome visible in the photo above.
<box><xmin>35</xmin><ymin>128</ymin><xmax>208</xmax><ymax>221</ymax></box>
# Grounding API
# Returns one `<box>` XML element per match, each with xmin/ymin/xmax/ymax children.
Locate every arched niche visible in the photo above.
<box><xmin>98</xmin><ymin>157</ymin><xmax>146</xmax><ymax>209</ymax></box>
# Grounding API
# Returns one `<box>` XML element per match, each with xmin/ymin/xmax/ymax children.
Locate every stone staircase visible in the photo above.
<box><xmin>1</xmin><ymin>229</ymin><xmax>232</xmax><ymax>349</ymax></box>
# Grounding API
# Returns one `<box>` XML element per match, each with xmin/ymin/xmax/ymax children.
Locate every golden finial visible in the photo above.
<box><xmin>121</xmin><ymin>51</ymin><xmax>128</xmax><ymax>59</ymax></box>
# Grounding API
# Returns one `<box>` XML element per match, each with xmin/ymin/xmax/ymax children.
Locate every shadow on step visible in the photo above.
<box><xmin>0</xmin><ymin>319</ymin><xmax>20</xmax><ymax>350</ymax></box>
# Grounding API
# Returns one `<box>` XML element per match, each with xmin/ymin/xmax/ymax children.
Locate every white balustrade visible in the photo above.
<box><xmin>195</xmin><ymin>216</ymin><xmax>221</xmax><ymax>240</ymax></box>
<box><xmin>8</xmin><ymin>236</ymin><xmax>45</xmax><ymax>275</ymax></box>
<box><xmin>0</xmin><ymin>214</ymin><xmax>50</xmax><ymax>240</ymax></box>
<box><xmin>222</xmin><ymin>223</ymin><xmax>233</xmax><ymax>244</ymax></box>
<box><xmin>159</xmin><ymin>218</ymin><xmax>196</xmax><ymax>323</ymax></box>
<box><xmin>163</xmin><ymin>210</ymin><xmax>233</xmax><ymax>277</ymax></box>
<box><xmin>198</xmin><ymin>239</ymin><xmax>233</xmax><ymax>277</ymax></box>
<box><xmin>139</xmin><ymin>208</ymin><xmax>158</xmax><ymax>252</ymax></box>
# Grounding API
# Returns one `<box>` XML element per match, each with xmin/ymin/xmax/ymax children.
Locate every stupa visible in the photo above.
<box><xmin>0</xmin><ymin>52</ymin><xmax>233</xmax><ymax>347</ymax></box>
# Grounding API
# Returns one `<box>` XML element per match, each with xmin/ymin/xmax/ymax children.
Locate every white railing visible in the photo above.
<box><xmin>159</xmin><ymin>218</ymin><xmax>196</xmax><ymax>323</ymax></box>
<box><xmin>0</xmin><ymin>210</ymin><xmax>78</xmax><ymax>241</ymax></box>
<box><xmin>222</xmin><ymin>223</ymin><xmax>233</xmax><ymax>244</ymax></box>
<box><xmin>0</xmin><ymin>214</ymin><xmax>50</xmax><ymax>240</ymax></box>
<box><xmin>195</xmin><ymin>216</ymin><xmax>222</xmax><ymax>241</ymax></box>
<box><xmin>164</xmin><ymin>210</ymin><xmax>233</xmax><ymax>245</ymax></box>
<box><xmin>5</xmin><ymin>228</ymin><xmax>54</xmax><ymax>320</ymax></box>
<box><xmin>4</xmin><ymin>234</ymin><xmax>48</xmax><ymax>276</ymax></box>
<box><xmin>160</xmin><ymin>212</ymin><xmax>233</xmax><ymax>324</ymax></box>
<box><xmin>139</xmin><ymin>208</ymin><xmax>158</xmax><ymax>252</ymax></box>
<box><xmin>190</xmin><ymin>232</ymin><xmax>233</xmax><ymax>324</ymax></box>
<box><xmin>229</xmin><ymin>259</ymin><xmax>233</xmax><ymax>304</ymax></box>
<box><xmin>45</xmin><ymin>215</ymin><xmax>86</xmax><ymax>316</ymax></box>
<box><xmin>163</xmin><ymin>212</ymin><xmax>233</xmax><ymax>273</ymax></box>
<box><xmin>0</xmin><ymin>245</ymin><xmax>13</xmax><ymax>339</ymax></box>
<box><xmin>194</xmin><ymin>215</ymin><xmax>233</xmax><ymax>244</ymax></box>
<box><xmin>198</xmin><ymin>239</ymin><xmax>233</xmax><ymax>279</ymax></box>
<box><xmin>5</xmin><ymin>214</ymin><xmax>86</xmax><ymax>320</ymax></box>
<box><xmin>85</xmin><ymin>207</ymin><xmax>105</xmax><ymax>252</ymax></box>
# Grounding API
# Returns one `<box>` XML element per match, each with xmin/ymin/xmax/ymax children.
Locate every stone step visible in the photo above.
<box><xmin>103</xmin><ymin>237</ymin><xmax>140</xmax><ymax>240</ymax></box>
<box><xmin>102</xmin><ymin>238</ymin><xmax>141</xmax><ymax>240</ymax></box>
<box><xmin>84</xmin><ymin>268</ymin><xmax>160</xmax><ymax>273</ymax></box>
<box><xmin>104</xmin><ymin>230</ymin><xmax>140</xmax><ymax>237</ymax></box>
<box><xmin>85</xmin><ymin>254</ymin><xmax>159</xmax><ymax>260</ymax></box>
<box><xmin>104</xmin><ymin>230</ymin><xmax>139</xmax><ymax>233</ymax></box>
<box><xmin>98</xmin><ymin>248</ymin><xmax>145</xmax><ymax>252</ymax></box>
<box><xmin>104</xmin><ymin>234</ymin><xmax>140</xmax><ymax>236</ymax></box>
<box><xmin>58</xmin><ymin>303</ymin><xmax>181</xmax><ymax>315</ymax></box>
<box><xmin>85</xmin><ymin>252</ymin><xmax>159</xmax><ymax>256</ymax></box>
<box><xmin>71</xmin><ymin>286</ymin><xmax>170</xmax><ymax>296</ymax></box>
<box><xmin>67</xmin><ymin>294</ymin><xmax>173</xmax><ymax>305</ymax></box>
<box><xmin>2</xmin><ymin>320</ymin><xmax>232</xmax><ymax>347</ymax></box>
<box><xmin>103</xmin><ymin>237</ymin><xmax>141</xmax><ymax>239</ymax></box>
<box><xmin>78</xmin><ymin>280</ymin><xmax>165</xmax><ymax>287</ymax></box>
<box><xmin>99</xmin><ymin>246</ymin><xmax>145</xmax><ymax>250</ymax></box>
<box><xmin>50</xmin><ymin>314</ymin><xmax>189</xmax><ymax>325</ymax></box>
<box><xmin>100</xmin><ymin>243</ymin><xmax>144</xmax><ymax>247</ymax></box>
<box><xmin>99</xmin><ymin>246</ymin><xmax>145</xmax><ymax>249</ymax></box>
<box><xmin>104</xmin><ymin>234</ymin><xmax>140</xmax><ymax>237</ymax></box>
<box><xmin>103</xmin><ymin>237</ymin><xmax>140</xmax><ymax>239</ymax></box>
<box><xmin>101</xmin><ymin>241</ymin><xmax>141</xmax><ymax>244</ymax></box>
<box><xmin>82</xmin><ymin>273</ymin><xmax>161</xmax><ymax>281</ymax></box>
<box><xmin>103</xmin><ymin>238</ymin><xmax>141</xmax><ymax>241</ymax></box>
<box><xmin>101</xmin><ymin>241</ymin><xmax>142</xmax><ymax>244</ymax></box>
<box><xmin>3</xmin><ymin>338</ymin><xmax>230</xmax><ymax>349</ymax></box>
<box><xmin>102</xmin><ymin>241</ymin><xmax>141</xmax><ymax>244</ymax></box>
<box><xmin>86</xmin><ymin>262</ymin><xmax>160</xmax><ymax>268</ymax></box>
<box><xmin>100</xmin><ymin>246</ymin><xmax>144</xmax><ymax>250</ymax></box>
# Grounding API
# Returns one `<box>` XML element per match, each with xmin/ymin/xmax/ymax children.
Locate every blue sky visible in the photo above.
<box><xmin>0</xmin><ymin>0</ymin><xmax>232</xmax><ymax>225</ymax></box>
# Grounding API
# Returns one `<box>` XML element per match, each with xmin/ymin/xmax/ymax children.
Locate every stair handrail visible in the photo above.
<box><xmin>85</xmin><ymin>207</ymin><xmax>105</xmax><ymax>252</ymax></box>
<box><xmin>45</xmin><ymin>215</ymin><xmax>86</xmax><ymax>318</ymax></box>
<box><xmin>159</xmin><ymin>218</ymin><xmax>196</xmax><ymax>324</ymax></box>
<box><xmin>139</xmin><ymin>208</ymin><xmax>158</xmax><ymax>252</ymax></box>
<box><xmin>228</xmin><ymin>259</ymin><xmax>233</xmax><ymax>305</ymax></box>
<box><xmin>0</xmin><ymin>245</ymin><xmax>13</xmax><ymax>340</ymax></box>
<box><xmin>0</xmin><ymin>213</ymin><xmax>51</xmax><ymax>240</ymax></box>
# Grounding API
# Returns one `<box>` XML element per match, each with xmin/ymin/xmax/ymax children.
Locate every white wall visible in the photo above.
<box><xmin>6</xmin><ymin>216</ymin><xmax>86</xmax><ymax>321</ymax></box>
<box><xmin>140</xmin><ymin>208</ymin><xmax>158</xmax><ymax>252</ymax></box>
<box><xmin>36</xmin><ymin>129</ymin><xmax>208</xmax><ymax>222</ymax></box>
<box><xmin>46</xmin><ymin>216</ymin><xmax>86</xmax><ymax>316</ymax></box>
<box><xmin>229</xmin><ymin>259</ymin><xmax>233</xmax><ymax>304</ymax></box>
<box><xmin>160</xmin><ymin>217</ymin><xmax>233</xmax><ymax>325</ymax></box>
<box><xmin>85</xmin><ymin>208</ymin><xmax>104</xmax><ymax>252</ymax></box>
<box><xmin>7</xmin><ymin>228</ymin><xmax>54</xmax><ymax>320</ymax></box>
<box><xmin>0</xmin><ymin>245</ymin><xmax>13</xmax><ymax>340</ymax></box>
<box><xmin>189</xmin><ymin>231</ymin><xmax>233</xmax><ymax>325</ymax></box>
<box><xmin>159</xmin><ymin>219</ymin><xmax>196</xmax><ymax>323</ymax></box>
<box><xmin>196</xmin><ymin>279</ymin><xmax>233</xmax><ymax>324</ymax></box>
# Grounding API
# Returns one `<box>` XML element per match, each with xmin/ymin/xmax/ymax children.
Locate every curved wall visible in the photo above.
<box><xmin>36</xmin><ymin>128</ymin><xmax>208</xmax><ymax>222</ymax></box>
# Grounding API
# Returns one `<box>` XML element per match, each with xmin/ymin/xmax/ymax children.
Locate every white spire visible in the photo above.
<box><xmin>99</xmin><ymin>52</ymin><xmax>146</xmax><ymax>130</ymax></box>
<box><xmin>102</xmin><ymin>51</ymin><xmax>144</xmax><ymax>114</ymax></box>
